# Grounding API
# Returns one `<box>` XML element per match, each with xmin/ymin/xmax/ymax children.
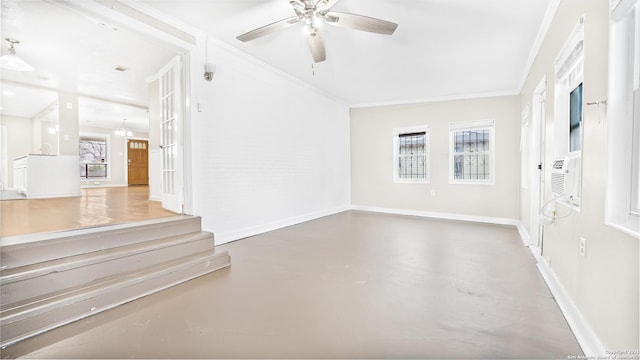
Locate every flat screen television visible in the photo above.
<box><xmin>569</xmin><ymin>83</ymin><xmax>583</xmax><ymax>152</ymax></box>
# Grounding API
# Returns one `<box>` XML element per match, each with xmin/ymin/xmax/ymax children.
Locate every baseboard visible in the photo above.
<box><xmin>515</xmin><ymin>222</ymin><xmax>606</xmax><ymax>357</ymax></box>
<box><xmin>535</xmin><ymin>258</ymin><xmax>606</xmax><ymax>357</ymax></box>
<box><xmin>80</xmin><ymin>184</ymin><xmax>128</xmax><ymax>189</ymax></box>
<box><xmin>213</xmin><ymin>205</ymin><xmax>351</xmax><ymax>245</ymax></box>
<box><xmin>350</xmin><ymin>205</ymin><xmax>520</xmax><ymax>226</ymax></box>
<box><xmin>25</xmin><ymin>192</ymin><xmax>82</xmax><ymax>199</ymax></box>
<box><xmin>516</xmin><ymin>221</ymin><xmax>531</xmax><ymax>246</ymax></box>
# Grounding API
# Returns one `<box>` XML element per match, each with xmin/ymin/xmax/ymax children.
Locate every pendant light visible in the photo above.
<box><xmin>115</xmin><ymin>119</ymin><xmax>133</xmax><ymax>137</ymax></box>
<box><xmin>1</xmin><ymin>38</ymin><xmax>34</xmax><ymax>72</ymax></box>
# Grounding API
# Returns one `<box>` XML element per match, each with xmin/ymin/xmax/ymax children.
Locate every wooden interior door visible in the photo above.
<box><xmin>127</xmin><ymin>139</ymin><xmax>149</xmax><ymax>185</ymax></box>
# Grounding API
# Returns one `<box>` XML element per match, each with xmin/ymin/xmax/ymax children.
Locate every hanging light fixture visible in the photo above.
<box><xmin>1</xmin><ymin>38</ymin><xmax>34</xmax><ymax>72</ymax></box>
<box><xmin>114</xmin><ymin>118</ymin><xmax>133</xmax><ymax>137</ymax></box>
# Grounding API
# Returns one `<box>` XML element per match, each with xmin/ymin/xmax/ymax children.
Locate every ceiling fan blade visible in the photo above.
<box><xmin>325</xmin><ymin>11</ymin><xmax>397</xmax><ymax>35</ymax></box>
<box><xmin>318</xmin><ymin>0</ymin><xmax>340</xmax><ymax>11</ymax></box>
<box><xmin>307</xmin><ymin>29</ymin><xmax>326</xmax><ymax>63</ymax></box>
<box><xmin>289</xmin><ymin>0</ymin><xmax>305</xmax><ymax>11</ymax></box>
<box><xmin>237</xmin><ymin>16</ymin><xmax>300</xmax><ymax>42</ymax></box>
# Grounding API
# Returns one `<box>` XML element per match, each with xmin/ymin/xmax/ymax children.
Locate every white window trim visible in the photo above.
<box><xmin>554</xmin><ymin>16</ymin><xmax>585</xmax><ymax>159</ymax></box>
<box><xmin>393</xmin><ymin>125</ymin><xmax>430</xmax><ymax>184</ymax></box>
<box><xmin>605</xmin><ymin>0</ymin><xmax>640</xmax><ymax>238</ymax></box>
<box><xmin>632</xmin><ymin>88</ymin><xmax>640</xmax><ymax>215</ymax></box>
<box><xmin>79</xmin><ymin>133</ymin><xmax>111</xmax><ymax>180</ymax></box>
<box><xmin>448</xmin><ymin>119</ymin><xmax>495</xmax><ymax>185</ymax></box>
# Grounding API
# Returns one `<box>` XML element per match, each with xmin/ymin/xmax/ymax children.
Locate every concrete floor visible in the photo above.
<box><xmin>2</xmin><ymin>211</ymin><xmax>583</xmax><ymax>359</ymax></box>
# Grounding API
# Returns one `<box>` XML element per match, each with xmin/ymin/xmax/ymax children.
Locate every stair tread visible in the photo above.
<box><xmin>0</xmin><ymin>215</ymin><xmax>199</xmax><ymax>247</ymax></box>
<box><xmin>1</xmin><ymin>231</ymin><xmax>215</xmax><ymax>283</ymax></box>
<box><xmin>0</xmin><ymin>216</ymin><xmax>231</xmax><ymax>348</ymax></box>
<box><xmin>1</xmin><ymin>249</ymin><xmax>230</xmax><ymax>320</ymax></box>
<box><xmin>1</xmin><ymin>216</ymin><xmax>204</xmax><ymax>270</ymax></box>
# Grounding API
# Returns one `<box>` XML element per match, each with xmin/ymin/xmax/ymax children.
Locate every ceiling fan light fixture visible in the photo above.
<box><xmin>237</xmin><ymin>0</ymin><xmax>397</xmax><ymax>63</ymax></box>
<box><xmin>0</xmin><ymin>38</ymin><xmax>34</xmax><ymax>72</ymax></box>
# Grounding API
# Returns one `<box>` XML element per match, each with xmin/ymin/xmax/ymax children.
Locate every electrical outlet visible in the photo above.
<box><xmin>430</xmin><ymin>189</ymin><xmax>436</xmax><ymax>197</ymax></box>
<box><xmin>579</xmin><ymin>237</ymin><xmax>586</xmax><ymax>257</ymax></box>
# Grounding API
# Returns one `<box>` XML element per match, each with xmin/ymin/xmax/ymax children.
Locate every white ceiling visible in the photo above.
<box><xmin>0</xmin><ymin>0</ymin><xmax>178</xmax><ymax>130</ymax></box>
<box><xmin>140</xmin><ymin>0</ymin><xmax>553</xmax><ymax>105</ymax></box>
<box><xmin>0</xmin><ymin>0</ymin><xmax>553</xmax><ymax>126</ymax></box>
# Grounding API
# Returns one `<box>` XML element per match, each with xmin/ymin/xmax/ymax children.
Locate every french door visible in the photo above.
<box><xmin>159</xmin><ymin>56</ymin><xmax>183</xmax><ymax>214</ymax></box>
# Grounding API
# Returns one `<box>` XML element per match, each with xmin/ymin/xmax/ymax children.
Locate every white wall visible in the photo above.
<box><xmin>190</xmin><ymin>41</ymin><xmax>351</xmax><ymax>244</ymax></box>
<box><xmin>58</xmin><ymin>93</ymin><xmax>79</xmax><ymax>156</ymax></box>
<box><xmin>350</xmin><ymin>96</ymin><xmax>521</xmax><ymax>221</ymax></box>
<box><xmin>2</xmin><ymin>115</ymin><xmax>33</xmax><ymax>188</ymax></box>
<box><xmin>519</xmin><ymin>0</ymin><xmax>638</xmax><ymax>350</ymax></box>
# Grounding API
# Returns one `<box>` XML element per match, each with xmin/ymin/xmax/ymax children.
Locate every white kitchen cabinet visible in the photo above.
<box><xmin>12</xmin><ymin>155</ymin><xmax>81</xmax><ymax>198</ymax></box>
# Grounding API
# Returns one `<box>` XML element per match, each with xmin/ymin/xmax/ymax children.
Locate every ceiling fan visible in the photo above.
<box><xmin>236</xmin><ymin>0</ymin><xmax>398</xmax><ymax>63</ymax></box>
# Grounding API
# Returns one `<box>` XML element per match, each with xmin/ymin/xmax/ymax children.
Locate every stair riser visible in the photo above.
<box><xmin>1</xmin><ymin>217</ymin><xmax>201</xmax><ymax>268</ymax></box>
<box><xmin>1</xmin><ymin>235</ymin><xmax>214</xmax><ymax>304</ymax></box>
<box><xmin>1</xmin><ymin>252</ymin><xmax>230</xmax><ymax>347</ymax></box>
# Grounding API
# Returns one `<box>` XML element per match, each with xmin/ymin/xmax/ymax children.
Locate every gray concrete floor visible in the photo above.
<box><xmin>2</xmin><ymin>211</ymin><xmax>583</xmax><ymax>359</ymax></box>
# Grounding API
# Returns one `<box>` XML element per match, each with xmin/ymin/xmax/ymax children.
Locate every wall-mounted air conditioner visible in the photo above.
<box><xmin>551</xmin><ymin>156</ymin><xmax>582</xmax><ymax>207</ymax></box>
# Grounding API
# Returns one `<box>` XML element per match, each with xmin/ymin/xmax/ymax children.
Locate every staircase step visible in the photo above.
<box><xmin>1</xmin><ymin>231</ymin><xmax>215</xmax><ymax>304</ymax></box>
<box><xmin>0</xmin><ymin>249</ymin><xmax>231</xmax><ymax>347</ymax></box>
<box><xmin>0</xmin><ymin>216</ymin><xmax>231</xmax><ymax>347</ymax></box>
<box><xmin>1</xmin><ymin>215</ymin><xmax>202</xmax><ymax>269</ymax></box>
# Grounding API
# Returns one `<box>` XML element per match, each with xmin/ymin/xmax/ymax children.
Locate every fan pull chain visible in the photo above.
<box><xmin>311</xmin><ymin>63</ymin><xmax>315</xmax><ymax>76</ymax></box>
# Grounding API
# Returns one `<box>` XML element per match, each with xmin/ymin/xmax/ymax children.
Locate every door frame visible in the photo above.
<box><xmin>0</xmin><ymin>126</ymin><xmax>7</xmax><ymax>191</ymax></box>
<box><xmin>65</xmin><ymin>1</ymin><xmax>205</xmax><ymax>215</ymax></box>
<box><xmin>529</xmin><ymin>76</ymin><xmax>547</xmax><ymax>254</ymax></box>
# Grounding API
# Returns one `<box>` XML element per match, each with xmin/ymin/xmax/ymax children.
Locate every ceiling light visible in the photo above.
<box><xmin>114</xmin><ymin>118</ymin><xmax>133</xmax><ymax>137</ymax></box>
<box><xmin>0</xmin><ymin>38</ymin><xmax>34</xmax><ymax>72</ymax></box>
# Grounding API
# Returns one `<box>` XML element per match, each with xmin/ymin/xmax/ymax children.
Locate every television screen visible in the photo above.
<box><xmin>569</xmin><ymin>83</ymin><xmax>583</xmax><ymax>152</ymax></box>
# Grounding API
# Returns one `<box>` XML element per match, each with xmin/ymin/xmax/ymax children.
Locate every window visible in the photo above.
<box><xmin>554</xmin><ymin>17</ymin><xmax>584</xmax><ymax>158</ymax></box>
<box><xmin>393</xmin><ymin>126</ymin><xmax>429</xmax><ymax>183</ymax></box>
<box><xmin>569</xmin><ymin>83</ymin><xmax>583</xmax><ymax>152</ymax></box>
<box><xmin>79</xmin><ymin>136</ymin><xmax>108</xmax><ymax>179</ymax></box>
<box><xmin>449</xmin><ymin>120</ymin><xmax>495</xmax><ymax>184</ymax></box>
<box><xmin>605</xmin><ymin>0</ymin><xmax>639</xmax><ymax>237</ymax></box>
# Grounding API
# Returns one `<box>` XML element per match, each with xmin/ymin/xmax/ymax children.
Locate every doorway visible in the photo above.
<box><xmin>0</xmin><ymin>126</ymin><xmax>7</xmax><ymax>191</ymax></box>
<box><xmin>529</xmin><ymin>77</ymin><xmax>547</xmax><ymax>254</ymax></box>
<box><xmin>127</xmin><ymin>139</ymin><xmax>149</xmax><ymax>185</ymax></box>
<box><xmin>0</xmin><ymin>1</ymin><xmax>195</xmax><ymax>238</ymax></box>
